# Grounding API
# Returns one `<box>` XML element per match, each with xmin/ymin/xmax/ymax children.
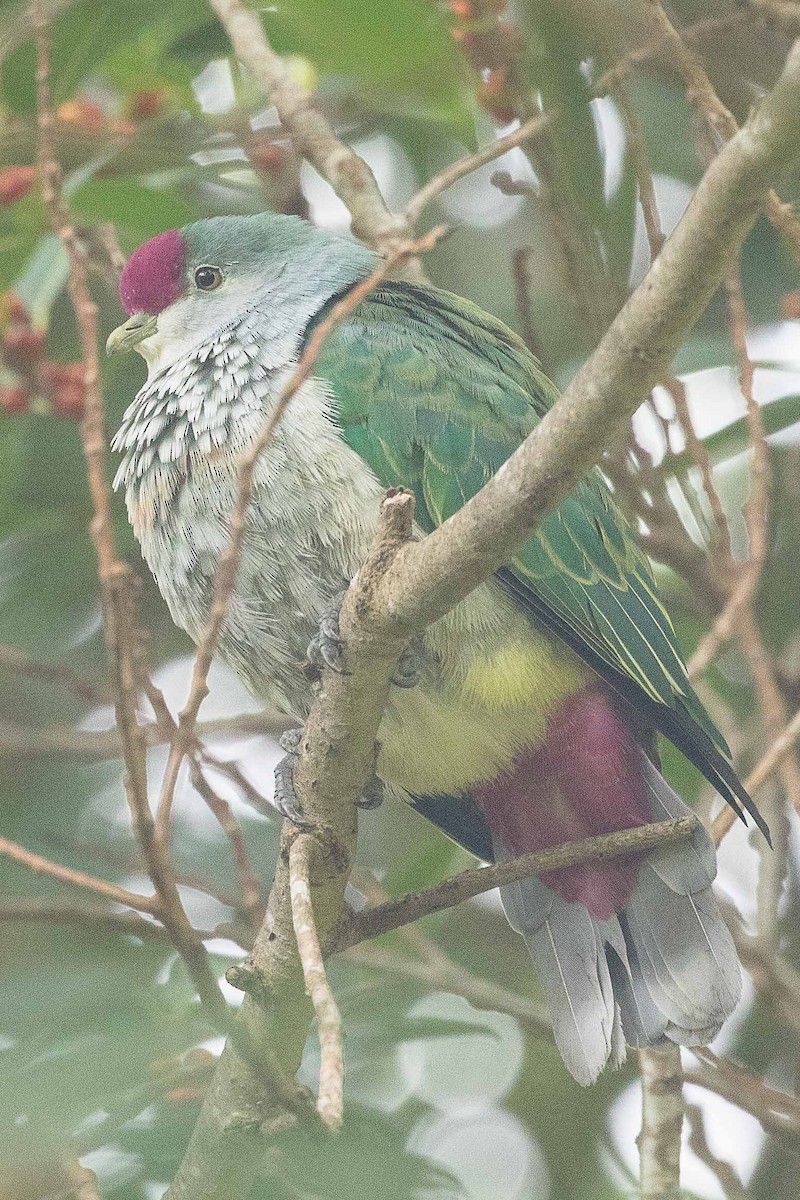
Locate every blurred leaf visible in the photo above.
<box><xmin>523</xmin><ymin>8</ymin><xmax>607</xmax><ymax>227</ymax></box>
<box><xmin>1</xmin><ymin>0</ymin><xmax>209</xmax><ymax>114</ymax></box>
<box><xmin>664</xmin><ymin>392</ymin><xmax>800</xmax><ymax>475</ymax></box>
<box><xmin>266</xmin><ymin>0</ymin><xmax>467</xmax><ymax>103</ymax></box>
<box><xmin>603</xmin><ymin>136</ymin><xmax>638</xmax><ymax>289</ymax></box>
<box><xmin>71</xmin><ymin>179</ymin><xmax>200</xmax><ymax>237</ymax></box>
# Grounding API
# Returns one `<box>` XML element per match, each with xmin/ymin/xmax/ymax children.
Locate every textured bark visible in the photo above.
<box><xmin>638</xmin><ymin>1047</ymin><xmax>685</xmax><ymax>1200</ymax></box>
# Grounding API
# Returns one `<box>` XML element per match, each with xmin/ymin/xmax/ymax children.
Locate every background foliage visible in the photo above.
<box><xmin>1</xmin><ymin>1</ymin><xmax>800</xmax><ymax>1197</ymax></box>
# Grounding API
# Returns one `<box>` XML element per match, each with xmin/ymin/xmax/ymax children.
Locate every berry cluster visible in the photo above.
<box><xmin>448</xmin><ymin>0</ymin><xmax>525</xmax><ymax>126</ymax></box>
<box><xmin>0</xmin><ymin>86</ymin><xmax>172</xmax><ymax>215</ymax></box>
<box><xmin>0</xmin><ymin>293</ymin><xmax>85</xmax><ymax>421</ymax></box>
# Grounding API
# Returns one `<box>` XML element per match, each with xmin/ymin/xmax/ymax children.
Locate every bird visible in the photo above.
<box><xmin>107</xmin><ymin>212</ymin><xmax>765</xmax><ymax>1086</ymax></box>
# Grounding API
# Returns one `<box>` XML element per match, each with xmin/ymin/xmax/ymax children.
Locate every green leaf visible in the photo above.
<box><xmin>70</xmin><ymin>178</ymin><xmax>200</xmax><ymax>236</ymax></box>
<box><xmin>664</xmin><ymin>393</ymin><xmax>800</xmax><ymax>474</ymax></box>
<box><xmin>266</xmin><ymin>0</ymin><xmax>468</xmax><ymax>104</ymax></box>
<box><xmin>1</xmin><ymin>0</ymin><xmax>209</xmax><ymax>114</ymax></box>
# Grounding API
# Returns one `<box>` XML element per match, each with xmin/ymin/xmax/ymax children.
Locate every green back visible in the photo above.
<box><xmin>313</xmin><ymin>282</ymin><xmax>763</xmax><ymax>834</ymax></box>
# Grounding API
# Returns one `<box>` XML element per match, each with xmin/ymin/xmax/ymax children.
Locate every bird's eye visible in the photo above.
<box><xmin>194</xmin><ymin>265</ymin><xmax>224</xmax><ymax>291</ymax></box>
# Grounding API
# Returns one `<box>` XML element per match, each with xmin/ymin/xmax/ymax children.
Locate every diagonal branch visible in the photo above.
<box><xmin>207</xmin><ymin>0</ymin><xmax>422</xmax><ymax>273</ymax></box>
<box><xmin>0</xmin><ymin>834</ymin><xmax>160</xmax><ymax>914</ymax></box>
<box><xmin>332</xmin><ymin>817</ymin><xmax>697</xmax><ymax>953</ymax></box>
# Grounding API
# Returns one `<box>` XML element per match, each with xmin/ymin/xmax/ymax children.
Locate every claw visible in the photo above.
<box><xmin>274</xmin><ymin>729</ymin><xmax>384</xmax><ymax>819</ymax></box>
<box><xmin>357</xmin><ymin>776</ymin><xmax>385</xmax><ymax>810</ymax></box>
<box><xmin>391</xmin><ymin>637</ymin><xmax>425</xmax><ymax>689</ymax></box>
<box><xmin>273</xmin><ymin>729</ymin><xmax>312</xmax><ymax>827</ymax></box>
<box><xmin>306</xmin><ymin>591</ymin><xmax>348</xmax><ymax>675</ymax></box>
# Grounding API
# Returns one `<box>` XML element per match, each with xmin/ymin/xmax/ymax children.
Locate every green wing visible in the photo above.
<box><xmin>313</xmin><ymin>282</ymin><xmax>765</xmax><ymax>837</ymax></box>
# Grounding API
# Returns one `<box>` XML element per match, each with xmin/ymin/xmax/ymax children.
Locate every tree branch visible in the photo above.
<box><xmin>332</xmin><ymin>817</ymin><xmax>697</xmax><ymax>953</ymax></box>
<box><xmin>0</xmin><ymin>710</ymin><xmax>294</xmax><ymax>761</ymax></box>
<box><xmin>206</xmin><ymin>0</ymin><xmax>422</xmax><ymax>274</ymax></box>
<box><xmin>289</xmin><ymin>834</ymin><xmax>344</xmax><ymax>1130</ymax></box>
<box><xmin>0</xmin><ymin>834</ymin><xmax>160</xmax><ymax>914</ymax></box>
<box><xmin>32</xmin><ymin>0</ymin><xmax>232</xmax><ymax>1034</ymax></box>
<box><xmin>366</xmin><ymin>42</ymin><xmax>800</xmax><ymax>638</ymax></box>
<box><xmin>638</xmin><ymin>1046</ymin><xmax>684</xmax><ymax>1200</ymax></box>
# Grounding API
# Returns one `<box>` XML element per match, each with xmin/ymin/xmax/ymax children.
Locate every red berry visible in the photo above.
<box><xmin>247</xmin><ymin>137</ymin><xmax>289</xmax><ymax>174</ymax></box>
<box><xmin>129</xmin><ymin>88</ymin><xmax>168</xmax><ymax>121</ymax></box>
<box><xmin>40</xmin><ymin>361</ymin><xmax>85</xmax><ymax>419</ymax></box>
<box><xmin>2</xmin><ymin>324</ymin><xmax>46</xmax><ymax>372</ymax></box>
<box><xmin>110</xmin><ymin>117</ymin><xmax>138</xmax><ymax>137</ymax></box>
<box><xmin>183</xmin><ymin>1048</ymin><xmax>215</xmax><ymax>1073</ymax></box>
<box><xmin>40</xmin><ymin>361</ymin><xmax>84</xmax><ymax>388</ymax></box>
<box><xmin>51</xmin><ymin>382</ymin><xmax>85</xmax><ymax>420</ymax></box>
<box><xmin>57</xmin><ymin>99</ymin><xmax>107</xmax><ymax>132</ymax></box>
<box><xmin>0</xmin><ymin>291</ymin><xmax>30</xmax><ymax>326</ymax></box>
<box><xmin>450</xmin><ymin>0</ymin><xmax>474</xmax><ymax>16</ymax></box>
<box><xmin>166</xmin><ymin>1086</ymin><xmax>205</xmax><ymax>1103</ymax></box>
<box><xmin>0</xmin><ymin>384</ymin><xmax>30</xmax><ymax>414</ymax></box>
<box><xmin>0</xmin><ymin>166</ymin><xmax>37</xmax><ymax>206</ymax></box>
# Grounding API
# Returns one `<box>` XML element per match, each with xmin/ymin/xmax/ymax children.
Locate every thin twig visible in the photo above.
<box><xmin>596</xmin><ymin>12</ymin><xmax>757</xmax><ymax>95</ymax></box>
<box><xmin>405</xmin><ymin>110</ymin><xmax>555</xmax><ymax>225</ymax></box>
<box><xmin>612</xmin><ymin>83</ymin><xmax>665</xmax><ymax>260</ymax></box>
<box><xmin>687</xmin><ymin>272</ymin><xmax>768</xmax><ymax>677</ymax></box>
<box><xmin>289</xmin><ymin>835</ymin><xmax>344</xmax><ymax>1130</ymax></box>
<box><xmin>0</xmin><ymin>710</ymin><xmax>294</xmax><ymax>761</ymax></box>
<box><xmin>645</xmin><ymin>0</ymin><xmax>800</xmax><ymax>263</ymax></box>
<box><xmin>189</xmin><ymin>759</ymin><xmax>264</xmax><ymax>923</ymax></box>
<box><xmin>0</xmin><ymin>834</ymin><xmax>160</xmax><ymax>913</ymax></box>
<box><xmin>333</xmin><ymin>818</ymin><xmax>697</xmax><ymax>952</ymax></box>
<box><xmin>32</xmin><ymin>0</ymin><xmax>230</xmax><ymax>1029</ymax></box>
<box><xmin>689</xmin><ymin>1047</ymin><xmax>800</xmax><ymax>1139</ymax></box>
<box><xmin>686</xmin><ymin>1105</ymin><xmax>748</xmax><ymax>1199</ymax></box>
<box><xmin>712</xmin><ymin>699</ymin><xmax>800</xmax><ymax>841</ymax></box>
<box><xmin>206</xmin><ymin>0</ymin><xmax>421</xmax><ymax>272</ymax></box>
<box><xmin>666</xmin><ymin>375</ymin><xmax>733</xmax><ymax>568</ymax></box>
<box><xmin>638</xmin><ymin>1046</ymin><xmax>684</xmax><ymax>1200</ymax></box>
<box><xmin>0</xmin><ymin>644</ymin><xmax>114</xmax><ymax>705</ymax></box>
<box><xmin>511</xmin><ymin>247</ymin><xmax>550</xmax><ymax>368</ymax></box>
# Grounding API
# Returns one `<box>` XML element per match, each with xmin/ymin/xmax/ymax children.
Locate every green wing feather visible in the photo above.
<box><xmin>313</xmin><ymin>282</ymin><xmax>766</xmax><ymax>838</ymax></box>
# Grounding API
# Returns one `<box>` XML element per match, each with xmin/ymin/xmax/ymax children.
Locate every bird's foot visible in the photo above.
<box><xmin>306</xmin><ymin>591</ymin><xmax>348</xmax><ymax>675</ymax></box>
<box><xmin>357</xmin><ymin>775</ymin><xmax>385</xmax><ymax>810</ymax></box>
<box><xmin>391</xmin><ymin>637</ymin><xmax>425</xmax><ymax>688</ymax></box>
<box><xmin>307</xmin><ymin>593</ymin><xmax>424</xmax><ymax>690</ymax></box>
<box><xmin>273</xmin><ymin>729</ymin><xmax>312</xmax><ymax>827</ymax></box>
<box><xmin>273</xmin><ymin>728</ymin><xmax>385</xmax><ymax>823</ymax></box>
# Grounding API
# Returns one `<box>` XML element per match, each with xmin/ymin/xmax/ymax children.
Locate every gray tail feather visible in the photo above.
<box><xmin>497</xmin><ymin>754</ymin><xmax>742</xmax><ymax>1086</ymax></box>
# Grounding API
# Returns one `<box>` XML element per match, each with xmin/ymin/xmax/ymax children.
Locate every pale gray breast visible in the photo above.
<box><xmin>113</xmin><ymin>340</ymin><xmax>383</xmax><ymax>717</ymax></box>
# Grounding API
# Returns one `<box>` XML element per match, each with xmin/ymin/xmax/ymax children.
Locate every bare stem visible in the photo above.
<box><xmin>289</xmin><ymin>835</ymin><xmax>344</xmax><ymax>1130</ymax></box>
<box><xmin>333</xmin><ymin>818</ymin><xmax>697</xmax><ymax>952</ymax></box>
<box><xmin>638</xmin><ymin>1046</ymin><xmax>684</xmax><ymax>1200</ymax></box>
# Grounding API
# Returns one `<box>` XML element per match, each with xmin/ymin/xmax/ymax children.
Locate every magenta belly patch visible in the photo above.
<box><xmin>474</xmin><ymin>688</ymin><xmax>651</xmax><ymax>919</ymax></box>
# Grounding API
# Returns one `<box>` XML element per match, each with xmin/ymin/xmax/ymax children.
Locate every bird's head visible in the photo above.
<box><xmin>106</xmin><ymin>212</ymin><xmax>376</xmax><ymax>372</ymax></box>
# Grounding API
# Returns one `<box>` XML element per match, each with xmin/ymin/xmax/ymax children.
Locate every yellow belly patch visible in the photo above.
<box><xmin>378</xmin><ymin>630</ymin><xmax>590</xmax><ymax>796</ymax></box>
<box><xmin>461</xmin><ymin>639</ymin><xmax>585</xmax><ymax>712</ymax></box>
